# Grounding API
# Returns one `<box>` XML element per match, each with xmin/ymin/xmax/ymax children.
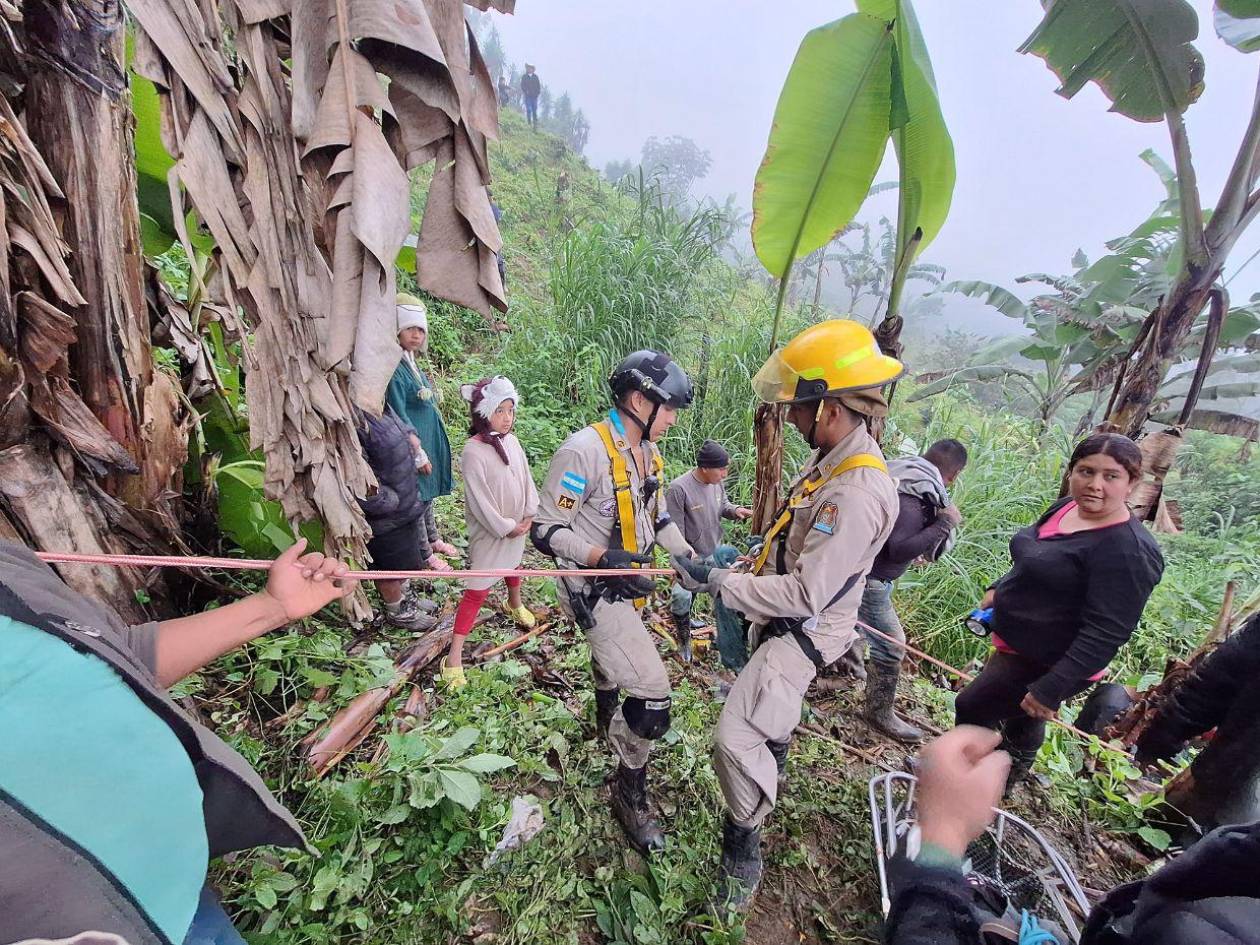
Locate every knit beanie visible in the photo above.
<box><xmin>396</xmin><ymin>293</ymin><xmax>428</xmax><ymax>335</ymax></box>
<box><xmin>696</xmin><ymin>439</ymin><xmax>730</xmax><ymax>469</ymax></box>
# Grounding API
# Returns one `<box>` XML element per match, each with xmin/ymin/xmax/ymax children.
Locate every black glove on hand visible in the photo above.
<box><xmin>594</xmin><ymin>549</ymin><xmax>656</xmax><ymax>602</ymax></box>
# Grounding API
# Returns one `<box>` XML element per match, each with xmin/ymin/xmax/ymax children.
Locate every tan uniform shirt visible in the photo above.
<box><xmin>534</xmin><ymin>416</ymin><xmax>692</xmax><ymax>571</ymax></box>
<box><xmin>719</xmin><ymin>424</ymin><xmax>898</xmax><ymax>664</ymax></box>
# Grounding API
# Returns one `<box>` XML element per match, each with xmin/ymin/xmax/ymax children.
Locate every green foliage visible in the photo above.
<box><xmin>1018</xmin><ymin>0</ymin><xmax>1206</xmax><ymax>122</ymax></box>
<box><xmin>752</xmin><ymin>14</ymin><xmax>896</xmax><ymax>280</ymax></box>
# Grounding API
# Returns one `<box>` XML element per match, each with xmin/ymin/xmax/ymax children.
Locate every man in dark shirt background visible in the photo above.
<box><xmin>859</xmin><ymin>439</ymin><xmax>967</xmax><ymax>742</ymax></box>
<box><xmin>520</xmin><ymin>64</ymin><xmax>541</xmax><ymax>129</ymax></box>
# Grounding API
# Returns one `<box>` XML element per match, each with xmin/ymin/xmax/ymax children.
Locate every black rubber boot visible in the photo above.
<box><xmin>718</xmin><ymin>816</ymin><xmax>762</xmax><ymax>912</ymax></box>
<box><xmin>767</xmin><ymin>738</ymin><xmax>790</xmax><ymax>778</ymax></box>
<box><xmin>671</xmin><ymin>611</ymin><xmax>693</xmax><ymax>664</ymax></box>
<box><xmin>863</xmin><ymin>663</ymin><xmax>925</xmax><ymax>744</ymax></box>
<box><xmin>594</xmin><ymin>687</ymin><xmax>620</xmax><ymax>739</ymax></box>
<box><xmin>1003</xmin><ymin>745</ymin><xmax>1039</xmax><ymax>796</ymax></box>
<box><xmin>610</xmin><ymin>763</ymin><xmax>665</xmax><ymax>854</ymax></box>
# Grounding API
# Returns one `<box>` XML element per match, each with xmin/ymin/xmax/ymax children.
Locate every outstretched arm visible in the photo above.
<box><xmin>153</xmin><ymin>539</ymin><xmax>351</xmax><ymax>686</ymax></box>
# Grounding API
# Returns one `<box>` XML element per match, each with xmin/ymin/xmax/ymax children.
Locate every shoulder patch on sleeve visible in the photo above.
<box><xmin>813</xmin><ymin>500</ymin><xmax>838</xmax><ymax>535</ymax></box>
<box><xmin>560</xmin><ymin>471</ymin><xmax>587</xmax><ymax>495</ymax></box>
<box><xmin>558</xmin><ymin>494</ymin><xmax>576</xmax><ymax>511</ymax></box>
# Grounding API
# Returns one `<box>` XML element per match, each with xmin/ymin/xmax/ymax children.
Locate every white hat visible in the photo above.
<box><xmin>460</xmin><ymin>375</ymin><xmax>520</xmax><ymax>421</ymax></box>
<box><xmin>397</xmin><ymin>302</ymin><xmax>428</xmax><ymax>335</ymax></box>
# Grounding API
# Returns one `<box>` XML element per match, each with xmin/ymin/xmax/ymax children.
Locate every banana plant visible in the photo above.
<box><xmin>1020</xmin><ymin>0</ymin><xmax>1260</xmax><ymax>435</ymax></box>
<box><xmin>748</xmin><ymin>0</ymin><xmax>953</xmax><ymax>521</ymax></box>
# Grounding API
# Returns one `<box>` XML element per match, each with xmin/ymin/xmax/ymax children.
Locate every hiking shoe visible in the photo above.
<box><xmin>502</xmin><ymin>602</ymin><xmax>537</xmax><ymax>628</ymax></box>
<box><xmin>439</xmin><ymin>658</ymin><xmax>468</xmax><ymax>690</ymax></box>
<box><xmin>386</xmin><ymin>603</ymin><xmax>438</xmax><ymax>632</ymax></box>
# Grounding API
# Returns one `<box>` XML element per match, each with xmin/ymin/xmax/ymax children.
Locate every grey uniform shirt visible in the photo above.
<box><xmin>533</xmin><ymin>418</ymin><xmax>692</xmax><ymax>572</ymax></box>
<box><xmin>665</xmin><ymin>470</ymin><xmax>739</xmax><ymax>558</ymax></box>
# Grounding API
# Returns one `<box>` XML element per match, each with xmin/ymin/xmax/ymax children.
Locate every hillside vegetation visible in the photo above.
<box><xmin>177</xmin><ymin>114</ymin><xmax>1260</xmax><ymax>945</ymax></box>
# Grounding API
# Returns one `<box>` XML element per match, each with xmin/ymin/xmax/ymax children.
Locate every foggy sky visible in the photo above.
<box><xmin>491</xmin><ymin>2</ymin><xmax>1260</xmax><ymax>333</ymax></box>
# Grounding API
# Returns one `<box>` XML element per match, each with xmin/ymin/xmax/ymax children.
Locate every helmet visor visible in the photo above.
<box><xmin>752</xmin><ymin>348</ymin><xmax>811</xmax><ymax>404</ymax></box>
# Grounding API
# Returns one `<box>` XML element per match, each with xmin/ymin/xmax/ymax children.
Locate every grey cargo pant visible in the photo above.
<box><xmin>580</xmin><ymin>595</ymin><xmax>671</xmax><ymax>769</ymax></box>
<box><xmin>714</xmin><ymin>633</ymin><xmax>817</xmax><ymax>828</ymax></box>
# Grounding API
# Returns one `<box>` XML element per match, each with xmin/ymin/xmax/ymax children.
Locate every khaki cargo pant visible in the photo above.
<box><xmin>584</xmin><ymin>596</ymin><xmax>671</xmax><ymax>769</ymax></box>
<box><xmin>714</xmin><ymin>620</ymin><xmax>858</xmax><ymax>828</ymax></box>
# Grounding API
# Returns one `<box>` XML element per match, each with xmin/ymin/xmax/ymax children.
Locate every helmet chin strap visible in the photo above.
<box><xmin>805</xmin><ymin>399</ymin><xmax>825</xmax><ymax>450</ymax></box>
<box><xmin>619</xmin><ymin>397</ymin><xmax>662</xmax><ymax>442</ymax></box>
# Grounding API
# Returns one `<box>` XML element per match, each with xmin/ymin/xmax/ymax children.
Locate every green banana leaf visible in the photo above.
<box><xmin>907</xmin><ymin>365</ymin><xmax>1032</xmax><ymax>401</ymax></box>
<box><xmin>939</xmin><ymin>280</ymin><xmax>1029</xmax><ymax>320</ymax></box>
<box><xmin>1216</xmin><ymin>0</ymin><xmax>1260</xmax><ymax>52</ymax></box>
<box><xmin>858</xmin><ymin>0</ymin><xmax>955</xmax><ymax>275</ymax></box>
<box><xmin>752</xmin><ymin>14</ymin><xmax>895</xmax><ymax>279</ymax></box>
<box><xmin>1019</xmin><ymin>0</ymin><xmax>1206</xmax><ymax>122</ymax></box>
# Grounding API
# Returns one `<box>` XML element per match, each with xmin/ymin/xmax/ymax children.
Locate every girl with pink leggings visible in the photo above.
<box><xmin>440</xmin><ymin>376</ymin><xmax>539</xmax><ymax>689</ymax></box>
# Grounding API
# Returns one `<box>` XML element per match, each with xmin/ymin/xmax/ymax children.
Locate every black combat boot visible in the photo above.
<box><xmin>610</xmin><ymin>763</ymin><xmax>665</xmax><ymax>854</ymax></box>
<box><xmin>718</xmin><ymin>816</ymin><xmax>762</xmax><ymax>911</ymax></box>
<box><xmin>863</xmin><ymin>663</ymin><xmax>925</xmax><ymax>744</ymax></box>
<box><xmin>594</xmin><ymin>687</ymin><xmax>620</xmax><ymax>739</ymax></box>
<box><xmin>767</xmin><ymin>738</ymin><xmax>790</xmax><ymax>778</ymax></box>
<box><xmin>671</xmin><ymin>611</ymin><xmax>693</xmax><ymax>664</ymax></box>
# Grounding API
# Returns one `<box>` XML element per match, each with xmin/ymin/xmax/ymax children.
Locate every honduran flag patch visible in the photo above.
<box><xmin>561</xmin><ymin>472</ymin><xmax>587</xmax><ymax>495</ymax></box>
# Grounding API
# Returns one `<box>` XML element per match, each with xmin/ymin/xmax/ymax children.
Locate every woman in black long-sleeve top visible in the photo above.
<box><xmin>955</xmin><ymin>433</ymin><xmax>1164</xmax><ymax>788</ymax></box>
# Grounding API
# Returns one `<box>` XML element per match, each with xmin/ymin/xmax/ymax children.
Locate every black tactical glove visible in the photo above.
<box><xmin>594</xmin><ymin>549</ymin><xmax>656</xmax><ymax>601</ymax></box>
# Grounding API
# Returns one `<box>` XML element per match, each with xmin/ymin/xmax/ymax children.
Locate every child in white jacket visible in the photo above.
<box><xmin>440</xmin><ymin>376</ymin><xmax>539</xmax><ymax>689</ymax></box>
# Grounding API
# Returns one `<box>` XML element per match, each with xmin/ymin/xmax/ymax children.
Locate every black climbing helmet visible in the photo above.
<box><xmin>608</xmin><ymin>350</ymin><xmax>694</xmax><ymax>410</ymax></box>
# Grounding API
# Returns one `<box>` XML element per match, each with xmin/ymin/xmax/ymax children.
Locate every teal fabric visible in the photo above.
<box><xmin>386</xmin><ymin>360</ymin><xmax>453</xmax><ymax>501</ymax></box>
<box><xmin>0</xmin><ymin>616</ymin><xmax>208</xmax><ymax>941</ymax></box>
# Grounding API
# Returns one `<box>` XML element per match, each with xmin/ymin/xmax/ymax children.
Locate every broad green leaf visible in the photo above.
<box><xmin>939</xmin><ymin>280</ymin><xmax>1028</xmax><ymax>319</ymax></box>
<box><xmin>1019</xmin><ymin>0</ymin><xmax>1206</xmax><ymax>122</ymax></box>
<box><xmin>437</xmin><ymin>768</ymin><xmax>482</xmax><ymax>810</ymax></box>
<box><xmin>1137</xmin><ymin>826</ymin><xmax>1172</xmax><ymax>850</ymax></box>
<box><xmin>433</xmin><ymin>726</ymin><xmax>480</xmax><ymax>761</ymax></box>
<box><xmin>752</xmin><ymin>14</ymin><xmax>895</xmax><ymax>277</ymax></box>
<box><xmin>1216</xmin><ymin>0</ymin><xmax>1260</xmax><ymax>51</ymax></box>
<box><xmin>907</xmin><ymin>365</ymin><xmax>1029</xmax><ymax>401</ymax></box>
<box><xmin>972</xmin><ymin>334</ymin><xmax>1034</xmax><ymax>364</ymax></box>
<box><xmin>1021</xmin><ymin>342</ymin><xmax>1065</xmax><ymax>362</ymax></box>
<box><xmin>859</xmin><ymin>0</ymin><xmax>955</xmax><ymax>260</ymax></box>
<box><xmin>459</xmin><ymin>753</ymin><xmax>517</xmax><ymax>773</ymax></box>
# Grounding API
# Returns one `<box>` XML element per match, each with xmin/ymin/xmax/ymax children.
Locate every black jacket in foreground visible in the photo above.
<box><xmin>1136</xmin><ymin>614</ymin><xmax>1260</xmax><ymax>765</ymax></box>
<box><xmin>884</xmin><ymin>820</ymin><xmax>1260</xmax><ymax>945</ymax></box>
<box><xmin>869</xmin><ymin>492</ymin><xmax>953</xmax><ymax>582</ymax></box>
<box><xmin>990</xmin><ymin>498</ymin><xmax>1164</xmax><ymax>708</ymax></box>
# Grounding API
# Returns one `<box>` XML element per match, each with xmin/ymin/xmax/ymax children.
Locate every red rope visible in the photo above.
<box><xmin>35</xmin><ymin>551</ymin><xmax>672</xmax><ymax>582</ymax></box>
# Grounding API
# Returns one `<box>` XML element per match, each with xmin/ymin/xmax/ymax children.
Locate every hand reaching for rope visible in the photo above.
<box><xmin>915</xmin><ymin>726</ymin><xmax>1011</xmax><ymax>858</ymax></box>
<box><xmin>262</xmin><ymin>538</ymin><xmax>354</xmax><ymax>622</ymax></box>
<box><xmin>670</xmin><ymin>554</ymin><xmax>730</xmax><ymax>594</ymax></box>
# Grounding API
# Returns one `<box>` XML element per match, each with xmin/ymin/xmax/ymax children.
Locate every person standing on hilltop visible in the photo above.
<box><xmin>520</xmin><ymin>64</ymin><xmax>541</xmax><ymax>129</ymax></box>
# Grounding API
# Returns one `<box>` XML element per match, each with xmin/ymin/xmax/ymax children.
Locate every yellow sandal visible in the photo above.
<box><xmin>439</xmin><ymin>658</ymin><xmax>468</xmax><ymax>690</ymax></box>
<box><xmin>502</xmin><ymin>602</ymin><xmax>537</xmax><ymax>629</ymax></box>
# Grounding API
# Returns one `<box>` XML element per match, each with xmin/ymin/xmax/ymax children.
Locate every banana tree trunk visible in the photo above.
<box><xmin>750</xmin><ymin>403</ymin><xmax>784</xmax><ymax>535</ymax></box>
<box><xmin>6</xmin><ymin>0</ymin><xmax>186</xmax><ymax>616</ymax></box>
<box><xmin>1106</xmin><ymin>278</ymin><xmax>1218</xmax><ymax>437</ymax></box>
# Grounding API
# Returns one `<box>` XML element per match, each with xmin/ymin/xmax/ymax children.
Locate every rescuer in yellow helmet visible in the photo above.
<box><xmin>671</xmin><ymin>319</ymin><xmax>903</xmax><ymax>909</ymax></box>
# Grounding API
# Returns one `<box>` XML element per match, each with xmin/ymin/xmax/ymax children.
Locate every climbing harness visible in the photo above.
<box><xmin>592</xmin><ymin>413</ymin><xmax>664</xmax><ymax>608</ymax></box>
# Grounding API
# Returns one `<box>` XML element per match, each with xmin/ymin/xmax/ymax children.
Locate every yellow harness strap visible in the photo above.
<box><xmin>592</xmin><ymin>420</ymin><xmax>664</xmax><ymax>606</ymax></box>
<box><xmin>752</xmin><ymin>453</ymin><xmax>888</xmax><ymax>576</ymax></box>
